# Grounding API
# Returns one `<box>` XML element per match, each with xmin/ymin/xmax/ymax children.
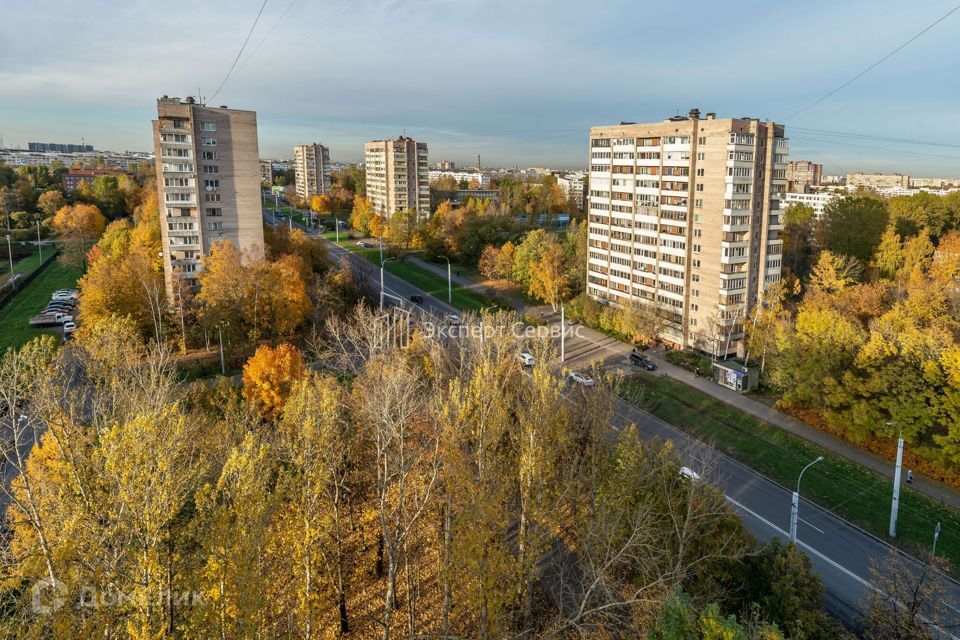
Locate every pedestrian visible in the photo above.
<box><xmin>694</xmin><ymin>366</ymin><xmax>700</xmax><ymax>377</ymax></box>
<box><xmin>906</xmin><ymin>469</ymin><xmax>913</xmax><ymax>484</ymax></box>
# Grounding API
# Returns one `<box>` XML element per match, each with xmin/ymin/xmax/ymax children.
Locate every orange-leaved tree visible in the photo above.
<box><xmin>52</xmin><ymin>203</ymin><xmax>107</xmax><ymax>268</ymax></box>
<box><xmin>242</xmin><ymin>343</ymin><xmax>307</xmax><ymax>420</ymax></box>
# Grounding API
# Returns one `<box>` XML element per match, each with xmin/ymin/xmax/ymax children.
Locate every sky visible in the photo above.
<box><xmin>1</xmin><ymin>0</ymin><xmax>959</xmax><ymax>175</ymax></box>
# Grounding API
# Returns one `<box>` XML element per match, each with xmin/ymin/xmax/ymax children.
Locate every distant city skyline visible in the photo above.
<box><xmin>2</xmin><ymin>0</ymin><xmax>959</xmax><ymax>174</ymax></box>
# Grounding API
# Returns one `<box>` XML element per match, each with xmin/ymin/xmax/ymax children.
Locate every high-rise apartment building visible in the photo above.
<box><xmin>364</xmin><ymin>137</ymin><xmax>430</xmax><ymax>219</ymax></box>
<box><xmin>259</xmin><ymin>160</ymin><xmax>273</xmax><ymax>185</ymax></box>
<box><xmin>556</xmin><ymin>172</ymin><xmax>587</xmax><ymax>210</ymax></box>
<box><xmin>293</xmin><ymin>143</ymin><xmax>331</xmax><ymax>202</ymax></box>
<box><xmin>786</xmin><ymin>160</ymin><xmax>822</xmax><ymax>192</ymax></box>
<box><xmin>586</xmin><ymin>109</ymin><xmax>786</xmax><ymax>357</ymax></box>
<box><xmin>153</xmin><ymin>96</ymin><xmax>264</xmax><ymax>299</ymax></box>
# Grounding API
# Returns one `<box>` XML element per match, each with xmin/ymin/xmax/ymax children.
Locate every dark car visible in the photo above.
<box><xmin>410</xmin><ymin>294</ymin><xmax>423</xmax><ymax>304</ymax></box>
<box><xmin>630</xmin><ymin>351</ymin><xmax>657</xmax><ymax>371</ymax></box>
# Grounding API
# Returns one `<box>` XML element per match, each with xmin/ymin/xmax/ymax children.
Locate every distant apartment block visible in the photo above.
<box><xmin>153</xmin><ymin>96</ymin><xmax>264</xmax><ymax>299</ymax></box>
<box><xmin>259</xmin><ymin>160</ymin><xmax>273</xmax><ymax>184</ymax></box>
<box><xmin>436</xmin><ymin>160</ymin><xmax>456</xmax><ymax>170</ymax></box>
<box><xmin>365</xmin><ymin>137</ymin><xmax>430</xmax><ymax>219</ymax></box>
<box><xmin>586</xmin><ymin>109</ymin><xmax>786</xmax><ymax>357</ymax></box>
<box><xmin>911</xmin><ymin>176</ymin><xmax>960</xmax><ymax>189</ymax></box>
<box><xmin>0</xmin><ymin>149</ymin><xmax>153</xmax><ymax>169</ymax></box>
<box><xmin>847</xmin><ymin>172</ymin><xmax>910</xmax><ymax>190</ymax></box>
<box><xmin>62</xmin><ymin>168</ymin><xmax>124</xmax><ymax>192</ymax></box>
<box><xmin>556</xmin><ymin>172</ymin><xmax>586</xmax><ymax>209</ymax></box>
<box><xmin>781</xmin><ymin>191</ymin><xmax>839</xmax><ymax>219</ymax></box>
<box><xmin>28</xmin><ymin>142</ymin><xmax>94</xmax><ymax>153</ymax></box>
<box><xmin>293</xmin><ymin>143</ymin><xmax>331</xmax><ymax>201</ymax></box>
<box><xmin>786</xmin><ymin>160</ymin><xmax>822</xmax><ymax>192</ymax></box>
<box><xmin>427</xmin><ymin>169</ymin><xmax>490</xmax><ymax>188</ymax></box>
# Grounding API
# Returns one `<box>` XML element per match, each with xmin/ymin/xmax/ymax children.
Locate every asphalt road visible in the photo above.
<box><xmin>276</xmin><ymin>211</ymin><xmax>960</xmax><ymax>633</ymax></box>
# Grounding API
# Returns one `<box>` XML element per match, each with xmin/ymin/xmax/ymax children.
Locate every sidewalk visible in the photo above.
<box><xmin>632</xmin><ymin>341</ymin><xmax>960</xmax><ymax>510</ymax></box>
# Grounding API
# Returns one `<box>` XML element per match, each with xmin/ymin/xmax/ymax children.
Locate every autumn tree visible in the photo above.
<box><xmin>51</xmin><ymin>203</ymin><xmax>106</xmax><ymax>268</ymax></box>
<box><xmin>241</xmin><ymin>343</ymin><xmax>307</xmax><ymax>421</ymax></box>
<box><xmin>36</xmin><ymin>189</ymin><xmax>66</xmax><ymax>219</ymax></box>
<box><xmin>528</xmin><ymin>241</ymin><xmax>571</xmax><ymax>311</ymax></box>
<box><xmin>349</xmin><ymin>195</ymin><xmax>375</xmax><ymax>236</ymax></box>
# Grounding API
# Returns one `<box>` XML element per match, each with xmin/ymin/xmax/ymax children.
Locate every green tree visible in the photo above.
<box><xmin>821</xmin><ymin>196</ymin><xmax>888</xmax><ymax>263</ymax></box>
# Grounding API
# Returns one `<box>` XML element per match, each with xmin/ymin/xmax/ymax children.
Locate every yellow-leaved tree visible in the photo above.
<box><xmin>241</xmin><ymin>343</ymin><xmax>307</xmax><ymax>420</ymax></box>
<box><xmin>51</xmin><ymin>203</ymin><xmax>106</xmax><ymax>267</ymax></box>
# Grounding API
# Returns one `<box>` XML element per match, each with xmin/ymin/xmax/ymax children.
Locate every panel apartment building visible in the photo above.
<box><xmin>153</xmin><ymin>96</ymin><xmax>264</xmax><ymax>299</ymax></box>
<box><xmin>364</xmin><ymin>137</ymin><xmax>430</xmax><ymax>219</ymax></box>
<box><xmin>586</xmin><ymin>109</ymin><xmax>786</xmax><ymax>357</ymax></box>
<box><xmin>293</xmin><ymin>143</ymin><xmax>331</xmax><ymax>201</ymax></box>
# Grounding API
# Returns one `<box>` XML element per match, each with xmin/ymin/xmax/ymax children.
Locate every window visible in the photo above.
<box><xmin>172</xmin><ymin>119</ymin><xmax>184</xmax><ymax>129</ymax></box>
<box><xmin>693</xmin><ymin>244</ymin><xmax>701</xmax><ymax>253</ymax></box>
<box><xmin>200</xmin><ymin>122</ymin><xmax>217</xmax><ymax>131</ymax></box>
<box><xmin>205</xmin><ymin>193</ymin><xmax>221</xmax><ymax>202</ymax></box>
<box><xmin>206</xmin><ymin>208</ymin><xmax>222</xmax><ymax>217</ymax></box>
<box><xmin>691</xmin><ymin>289</ymin><xmax>699</xmax><ymax>298</ymax></box>
<box><xmin>696</xmin><ymin>168</ymin><xmax>704</xmax><ymax>176</ymax></box>
<box><xmin>200</xmin><ymin>137</ymin><xmax>217</xmax><ymax>146</ymax></box>
<box><xmin>693</xmin><ymin>229</ymin><xmax>702</xmax><ymax>237</ymax></box>
<box><xmin>693</xmin><ymin>259</ymin><xmax>701</xmax><ymax>268</ymax></box>
<box><xmin>694</xmin><ymin>199</ymin><xmax>703</xmax><ymax>208</ymax></box>
<box><xmin>207</xmin><ymin>221</ymin><xmax>223</xmax><ymax>231</ymax></box>
<box><xmin>695</xmin><ymin>184</ymin><xmax>704</xmax><ymax>192</ymax></box>
<box><xmin>697</xmin><ymin>137</ymin><xmax>706</xmax><ymax>145</ymax></box>
<box><xmin>691</xmin><ymin>303</ymin><xmax>699</xmax><ymax>311</ymax></box>
<box><xmin>690</xmin><ymin>319</ymin><xmax>698</xmax><ymax>327</ymax></box>
<box><xmin>204</xmin><ymin>179</ymin><xmax>220</xmax><ymax>189</ymax></box>
<box><xmin>694</xmin><ymin>214</ymin><xmax>702</xmax><ymax>222</ymax></box>
<box><xmin>201</xmin><ymin>151</ymin><xmax>218</xmax><ymax>160</ymax></box>
<box><xmin>692</xmin><ymin>274</ymin><xmax>700</xmax><ymax>282</ymax></box>
<box><xmin>697</xmin><ymin>153</ymin><xmax>705</xmax><ymax>161</ymax></box>
<box><xmin>203</xmin><ymin>165</ymin><xmax>219</xmax><ymax>174</ymax></box>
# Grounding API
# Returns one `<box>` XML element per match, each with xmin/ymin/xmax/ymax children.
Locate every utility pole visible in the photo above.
<box><xmin>560</xmin><ymin>305</ymin><xmax>566</xmax><ymax>362</ymax></box>
<box><xmin>218</xmin><ymin>324</ymin><xmax>225</xmax><ymax>375</ymax></box>
<box><xmin>36</xmin><ymin>220</ymin><xmax>42</xmax><ymax>262</ymax></box>
<box><xmin>5</xmin><ymin>234</ymin><xmax>12</xmax><ymax>276</ymax></box>
<box><xmin>890</xmin><ymin>422</ymin><xmax>903</xmax><ymax>537</ymax></box>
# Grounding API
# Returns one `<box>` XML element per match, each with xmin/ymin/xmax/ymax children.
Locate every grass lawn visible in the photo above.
<box><xmin>0</xmin><ymin>260</ymin><xmax>83</xmax><ymax>354</ymax></box>
<box><xmin>619</xmin><ymin>373</ymin><xmax>960</xmax><ymax>569</ymax></box>
<box><xmin>382</xmin><ymin>260</ymin><xmax>500</xmax><ymax>312</ymax></box>
<box><xmin>0</xmin><ymin>250</ymin><xmax>45</xmax><ymax>283</ymax></box>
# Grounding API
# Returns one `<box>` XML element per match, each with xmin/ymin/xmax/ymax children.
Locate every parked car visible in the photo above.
<box><xmin>356</xmin><ymin>240</ymin><xmax>372</xmax><ymax>248</ymax></box>
<box><xmin>62</xmin><ymin>321</ymin><xmax>76</xmax><ymax>334</ymax></box>
<box><xmin>517</xmin><ymin>352</ymin><xmax>535</xmax><ymax>367</ymax></box>
<box><xmin>629</xmin><ymin>351</ymin><xmax>657</xmax><ymax>371</ymax></box>
<box><xmin>446</xmin><ymin>313</ymin><xmax>461</xmax><ymax>326</ymax></box>
<box><xmin>680</xmin><ymin>466</ymin><xmax>701</xmax><ymax>481</ymax></box>
<box><xmin>410</xmin><ymin>294</ymin><xmax>423</xmax><ymax>304</ymax></box>
<box><xmin>568</xmin><ymin>371</ymin><xmax>595</xmax><ymax>387</ymax></box>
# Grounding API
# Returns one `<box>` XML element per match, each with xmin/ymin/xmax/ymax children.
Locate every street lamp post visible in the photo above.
<box><xmin>933</xmin><ymin>521</ymin><xmax>942</xmax><ymax>558</ymax></box>
<box><xmin>439</xmin><ymin>256</ymin><xmax>452</xmax><ymax>304</ymax></box>
<box><xmin>790</xmin><ymin>455</ymin><xmax>824</xmax><ymax>542</ymax></box>
<box><xmin>36</xmin><ymin>220</ymin><xmax>42</xmax><ymax>262</ymax></box>
<box><xmin>560</xmin><ymin>305</ymin><xmax>566</xmax><ymax>362</ymax></box>
<box><xmin>890</xmin><ymin>422</ymin><xmax>904</xmax><ymax>537</ymax></box>
<box><xmin>380</xmin><ymin>256</ymin><xmax>395</xmax><ymax>309</ymax></box>
<box><xmin>217</xmin><ymin>324</ymin><xmax>225</xmax><ymax>375</ymax></box>
<box><xmin>5</xmin><ymin>234</ymin><xmax>12</xmax><ymax>276</ymax></box>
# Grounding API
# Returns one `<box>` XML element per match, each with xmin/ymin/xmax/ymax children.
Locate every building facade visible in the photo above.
<box><xmin>365</xmin><ymin>137</ymin><xmax>430</xmax><ymax>219</ymax></box>
<box><xmin>427</xmin><ymin>169</ymin><xmax>490</xmax><ymax>188</ymax></box>
<box><xmin>293</xmin><ymin>143</ymin><xmax>331</xmax><ymax>202</ymax></box>
<box><xmin>781</xmin><ymin>191</ymin><xmax>839</xmax><ymax>219</ymax></box>
<box><xmin>153</xmin><ymin>96</ymin><xmax>264</xmax><ymax>299</ymax></box>
<box><xmin>556</xmin><ymin>172</ymin><xmax>586</xmax><ymax>210</ymax></box>
<box><xmin>586</xmin><ymin>109</ymin><xmax>786</xmax><ymax>357</ymax></box>
<box><xmin>259</xmin><ymin>160</ymin><xmax>273</xmax><ymax>185</ymax></box>
<box><xmin>62</xmin><ymin>168</ymin><xmax>124</xmax><ymax>192</ymax></box>
<box><xmin>847</xmin><ymin>172</ymin><xmax>910</xmax><ymax>189</ymax></box>
<box><xmin>785</xmin><ymin>160</ymin><xmax>822</xmax><ymax>192</ymax></box>
<box><xmin>28</xmin><ymin>142</ymin><xmax>94</xmax><ymax>153</ymax></box>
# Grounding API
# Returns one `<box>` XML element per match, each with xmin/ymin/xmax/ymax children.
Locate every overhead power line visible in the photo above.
<box><xmin>782</xmin><ymin>2</ymin><xmax>960</xmax><ymax>121</ymax></box>
<box><xmin>238</xmin><ymin>0</ymin><xmax>298</xmax><ymax>70</ymax></box>
<box><xmin>790</xmin><ymin>126</ymin><xmax>960</xmax><ymax>150</ymax></box>
<box><xmin>209</xmin><ymin>0</ymin><xmax>270</xmax><ymax>104</ymax></box>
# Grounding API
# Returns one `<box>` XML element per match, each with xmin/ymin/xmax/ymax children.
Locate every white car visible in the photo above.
<box><xmin>517</xmin><ymin>352</ymin><xmax>535</xmax><ymax>367</ymax></box>
<box><xmin>568</xmin><ymin>371</ymin><xmax>595</xmax><ymax>387</ymax></box>
<box><xmin>680</xmin><ymin>466</ymin><xmax>701</xmax><ymax>481</ymax></box>
<box><xmin>62</xmin><ymin>321</ymin><xmax>76</xmax><ymax>334</ymax></box>
<box><xmin>446</xmin><ymin>314</ymin><xmax>461</xmax><ymax>326</ymax></box>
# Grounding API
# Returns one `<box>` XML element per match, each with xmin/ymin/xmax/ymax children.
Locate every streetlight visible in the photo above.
<box><xmin>438</xmin><ymin>256</ymin><xmax>452</xmax><ymax>304</ymax></box>
<box><xmin>380</xmin><ymin>256</ymin><xmax>396</xmax><ymax>309</ymax></box>
<box><xmin>889</xmin><ymin>421</ymin><xmax>903</xmax><ymax>537</ymax></box>
<box><xmin>217</xmin><ymin>324</ymin><xmax>225</xmax><ymax>375</ymax></box>
<box><xmin>790</xmin><ymin>455</ymin><xmax>824</xmax><ymax>542</ymax></box>
<box><xmin>933</xmin><ymin>521</ymin><xmax>942</xmax><ymax>558</ymax></box>
<box><xmin>5</xmin><ymin>234</ymin><xmax>12</xmax><ymax>277</ymax></box>
<box><xmin>36</xmin><ymin>220</ymin><xmax>42</xmax><ymax>262</ymax></box>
